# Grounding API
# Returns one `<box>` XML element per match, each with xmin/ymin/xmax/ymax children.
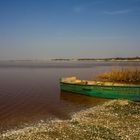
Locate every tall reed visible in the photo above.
<box><xmin>98</xmin><ymin>68</ymin><xmax>140</xmax><ymax>84</ymax></box>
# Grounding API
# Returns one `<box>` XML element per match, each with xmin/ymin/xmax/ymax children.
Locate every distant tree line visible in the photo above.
<box><xmin>77</xmin><ymin>57</ymin><xmax>140</xmax><ymax>61</ymax></box>
<box><xmin>51</xmin><ymin>59</ymin><xmax>71</xmax><ymax>61</ymax></box>
<box><xmin>51</xmin><ymin>57</ymin><xmax>140</xmax><ymax>61</ymax></box>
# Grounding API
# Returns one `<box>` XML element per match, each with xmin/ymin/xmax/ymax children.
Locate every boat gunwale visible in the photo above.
<box><xmin>60</xmin><ymin>82</ymin><xmax>140</xmax><ymax>88</ymax></box>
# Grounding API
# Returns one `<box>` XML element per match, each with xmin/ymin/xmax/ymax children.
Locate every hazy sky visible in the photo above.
<box><xmin>0</xmin><ymin>0</ymin><xmax>140</xmax><ymax>59</ymax></box>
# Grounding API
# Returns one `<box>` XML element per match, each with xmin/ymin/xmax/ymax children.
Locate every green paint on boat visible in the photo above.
<box><xmin>60</xmin><ymin>77</ymin><xmax>140</xmax><ymax>101</ymax></box>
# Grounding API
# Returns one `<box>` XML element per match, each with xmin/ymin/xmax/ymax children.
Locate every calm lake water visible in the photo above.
<box><xmin>0</xmin><ymin>61</ymin><xmax>139</xmax><ymax>132</ymax></box>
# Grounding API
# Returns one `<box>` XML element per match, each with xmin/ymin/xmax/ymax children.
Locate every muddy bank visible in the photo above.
<box><xmin>0</xmin><ymin>100</ymin><xmax>140</xmax><ymax>140</ymax></box>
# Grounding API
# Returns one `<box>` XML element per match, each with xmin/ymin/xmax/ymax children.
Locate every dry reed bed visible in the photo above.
<box><xmin>98</xmin><ymin>68</ymin><xmax>140</xmax><ymax>84</ymax></box>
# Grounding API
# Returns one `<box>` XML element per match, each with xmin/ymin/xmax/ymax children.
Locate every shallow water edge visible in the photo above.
<box><xmin>0</xmin><ymin>99</ymin><xmax>140</xmax><ymax>140</ymax></box>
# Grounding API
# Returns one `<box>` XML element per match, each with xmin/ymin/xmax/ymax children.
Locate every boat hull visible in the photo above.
<box><xmin>60</xmin><ymin>82</ymin><xmax>140</xmax><ymax>101</ymax></box>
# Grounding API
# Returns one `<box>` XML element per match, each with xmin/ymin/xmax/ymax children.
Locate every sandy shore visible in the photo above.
<box><xmin>0</xmin><ymin>100</ymin><xmax>140</xmax><ymax>140</ymax></box>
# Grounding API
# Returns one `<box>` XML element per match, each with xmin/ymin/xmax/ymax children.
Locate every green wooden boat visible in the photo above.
<box><xmin>60</xmin><ymin>77</ymin><xmax>140</xmax><ymax>101</ymax></box>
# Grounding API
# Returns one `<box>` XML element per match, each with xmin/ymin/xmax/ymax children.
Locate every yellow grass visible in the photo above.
<box><xmin>98</xmin><ymin>68</ymin><xmax>140</xmax><ymax>84</ymax></box>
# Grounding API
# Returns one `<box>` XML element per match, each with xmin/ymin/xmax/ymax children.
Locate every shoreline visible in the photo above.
<box><xmin>0</xmin><ymin>59</ymin><xmax>140</xmax><ymax>63</ymax></box>
<box><xmin>0</xmin><ymin>99</ymin><xmax>140</xmax><ymax>140</ymax></box>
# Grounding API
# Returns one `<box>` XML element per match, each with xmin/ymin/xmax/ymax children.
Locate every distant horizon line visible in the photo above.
<box><xmin>0</xmin><ymin>56</ymin><xmax>140</xmax><ymax>61</ymax></box>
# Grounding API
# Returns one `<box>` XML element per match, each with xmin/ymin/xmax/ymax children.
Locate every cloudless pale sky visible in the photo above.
<box><xmin>0</xmin><ymin>0</ymin><xmax>140</xmax><ymax>60</ymax></box>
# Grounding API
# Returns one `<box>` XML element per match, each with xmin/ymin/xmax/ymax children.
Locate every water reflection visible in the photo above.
<box><xmin>60</xmin><ymin>92</ymin><xmax>110</xmax><ymax>105</ymax></box>
<box><xmin>0</xmin><ymin>61</ymin><xmax>139</xmax><ymax>132</ymax></box>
